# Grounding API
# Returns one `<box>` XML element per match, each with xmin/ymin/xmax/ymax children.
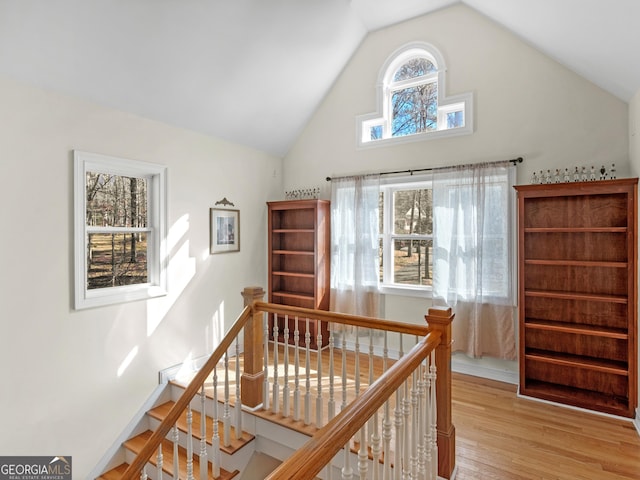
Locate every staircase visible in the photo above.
<box><xmin>94</xmin><ymin>287</ymin><xmax>456</xmax><ymax>480</ymax></box>
<box><xmin>98</xmin><ymin>376</ymin><xmax>295</xmax><ymax>480</ymax></box>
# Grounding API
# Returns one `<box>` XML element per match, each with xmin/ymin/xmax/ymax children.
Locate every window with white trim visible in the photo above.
<box><xmin>379</xmin><ymin>179</ymin><xmax>433</xmax><ymax>294</ymax></box>
<box><xmin>358</xmin><ymin>42</ymin><xmax>473</xmax><ymax>146</ymax></box>
<box><xmin>74</xmin><ymin>151</ymin><xmax>167</xmax><ymax>309</ymax></box>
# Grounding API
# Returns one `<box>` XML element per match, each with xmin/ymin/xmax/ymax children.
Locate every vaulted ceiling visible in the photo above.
<box><xmin>1</xmin><ymin>0</ymin><xmax>638</xmax><ymax>157</ymax></box>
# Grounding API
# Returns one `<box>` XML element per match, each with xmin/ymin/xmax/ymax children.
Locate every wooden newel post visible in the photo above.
<box><xmin>425</xmin><ymin>306</ymin><xmax>455</xmax><ymax>480</ymax></box>
<box><xmin>241</xmin><ymin>286</ymin><xmax>265</xmax><ymax>408</ymax></box>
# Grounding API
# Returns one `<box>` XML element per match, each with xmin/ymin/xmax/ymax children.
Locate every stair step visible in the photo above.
<box><xmin>97</xmin><ymin>463</ymin><xmax>128</xmax><ymax>480</ymax></box>
<box><xmin>99</xmin><ymin>430</ymin><xmax>240</xmax><ymax>480</ymax></box>
<box><xmin>148</xmin><ymin>401</ymin><xmax>255</xmax><ymax>455</ymax></box>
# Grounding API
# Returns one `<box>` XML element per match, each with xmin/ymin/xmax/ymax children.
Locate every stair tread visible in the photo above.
<box><xmin>148</xmin><ymin>401</ymin><xmax>255</xmax><ymax>454</ymax></box>
<box><xmin>98</xmin><ymin>459</ymin><xmax>238</xmax><ymax>480</ymax></box>
<box><xmin>96</xmin><ymin>463</ymin><xmax>128</xmax><ymax>480</ymax></box>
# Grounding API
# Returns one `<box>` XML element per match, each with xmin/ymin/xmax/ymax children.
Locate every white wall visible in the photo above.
<box><xmin>0</xmin><ymin>75</ymin><xmax>281</xmax><ymax>478</ymax></box>
<box><xmin>629</xmin><ymin>88</ymin><xmax>640</xmax><ymax>427</ymax></box>
<box><xmin>284</xmin><ymin>4</ymin><xmax>628</xmax><ymax>192</ymax></box>
<box><xmin>283</xmin><ymin>4</ymin><xmax>629</xmax><ymax>378</ymax></box>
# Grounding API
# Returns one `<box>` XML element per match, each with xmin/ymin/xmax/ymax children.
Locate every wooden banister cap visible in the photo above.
<box><xmin>425</xmin><ymin>306</ymin><xmax>454</xmax><ymax>325</ymax></box>
<box><xmin>428</xmin><ymin>306</ymin><xmax>452</xmax><ymax>316</ymax></box>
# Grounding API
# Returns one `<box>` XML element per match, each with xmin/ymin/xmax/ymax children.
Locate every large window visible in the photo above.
<box><xmin>358</xmin><ymin>42</ymin><xmax>473</xmax><ymax>147</ymax></box>
<box><xmin>74</xmin><ymin>151</ymin><xmax>167</xmax><ymax>309</ymax></box>
<box><xmin>379</xmin><ymin>180</ymin><xmax>433</xmax><ymax>293</ymax></box>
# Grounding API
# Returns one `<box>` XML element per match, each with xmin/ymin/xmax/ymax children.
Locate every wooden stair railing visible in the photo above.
<box><xmin>116</xmin><ymin>286</ymin><xmax>455</xmax><ymax>480</ymax></box>
<box><xmin>264</xmin><ymin>329</ymin><xmax>443</xmax><ymax>480</ymax></box>
<box><xmin>119</xmin><ymin>305</ymin><xmax>254</xmax><ymax>480</ymax></box>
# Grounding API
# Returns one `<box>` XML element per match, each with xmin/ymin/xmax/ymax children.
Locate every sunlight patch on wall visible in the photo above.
<box><xmin>174</xmin><ymin>351</ymin><xmax>196</xmax><ymax>383</ymax></box>
<box><xmin>147</xmin><ymin>214</ymin><xmax>196</xmax><ymax>336</ymax></box>
<box><xmin>117</xmin><ymin>345</ymin><xmax>139</xmax><ymax>377</ymax></box>
<box><xmin>211</xmin><ymin>301</ymin><xmax>225</xmax><ymax>349</ymax></box>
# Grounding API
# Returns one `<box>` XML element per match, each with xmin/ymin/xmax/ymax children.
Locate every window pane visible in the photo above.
<box><xmin>392</xmin><ymin>239</ymin><xmax>433</xmax><ymax>286</ymax></box>
<box><xmin>392</xmin><ymin>82</ymin><xmax>437</xmax><ymax>137</ymax></box>
<box><xmin>86</xmin><ymin>172</ymin><xmax>148</xmax><ymax>228</ymax></box>
<box><xmin>393</xmin><ymin>58</ymin><xmax>436</xmax><ymax>82</ymax></box>
<box><xmin>393</xmin><ymin>189</ymin><xmax>432</xmax><ymax>235</ymax></box>
<box><xmin>370</xmin><ymin>125</ymin><xmax>383</xmax><ymax>140</ymax></box>
<box><xmin>446</xmin><ymin>110</ymin><xmax>464</xmax><ymax>129</ymax></box>
<box><xmin>87</xmin><ymin>233</ymin><xmax>148</xmax><ymax>289</ymax></box>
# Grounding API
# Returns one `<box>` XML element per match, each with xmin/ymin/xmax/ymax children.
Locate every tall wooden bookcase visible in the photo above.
<box><xmin>515</xmin><ymin>178</ymin><xmax>637</xmax><ymax>417</ymax></box>
<box><xmin>267</xmin><ymin>199</ymin><xmax>330</xmax><ymax>349</ymax></box>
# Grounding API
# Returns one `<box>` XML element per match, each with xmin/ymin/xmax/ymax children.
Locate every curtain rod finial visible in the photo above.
<box><xmin>326</xmin><ymin>176</ymin><xmax>332</xmax><ymax>182</ymax></box>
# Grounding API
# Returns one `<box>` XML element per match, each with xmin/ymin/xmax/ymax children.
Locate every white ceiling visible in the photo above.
<box><xmin>1</xmin><ymin>0</ymin><xmax>639</xmax><ymax>157</ymax></box>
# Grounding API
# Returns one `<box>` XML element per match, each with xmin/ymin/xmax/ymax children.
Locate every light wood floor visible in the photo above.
<box><xmin>452</xmin><ymin>373</ymin><xmax>640</xmax><ymax>480</ymax></box>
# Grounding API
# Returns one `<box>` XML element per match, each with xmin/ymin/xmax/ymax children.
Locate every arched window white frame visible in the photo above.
<box><xmin>357</xmin><ymin>42</ymin><xmax>473</xmax><ymax>147</ymax></box>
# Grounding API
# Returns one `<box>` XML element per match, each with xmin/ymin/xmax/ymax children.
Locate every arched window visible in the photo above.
<box><xmin>358</xmin><ymin>42</ymin><xmax>473</xmax><ymax>146</ymax></box>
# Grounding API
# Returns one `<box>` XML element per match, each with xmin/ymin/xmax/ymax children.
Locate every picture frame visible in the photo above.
<box><xmin>210</xmin><ymin>208</ymin><xmax>240</xmax><ymax>254</ymax></box>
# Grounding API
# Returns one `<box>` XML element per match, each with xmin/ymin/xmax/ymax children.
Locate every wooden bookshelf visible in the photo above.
<box><xmin>515</xmin><ymin>179</ymin><xmax>637</xmax><ymax>417</ymax></box>
<box><xmin>267</xmin><ymin>199</ymin><xmax>330</xmax><ymax>349</ymax></box>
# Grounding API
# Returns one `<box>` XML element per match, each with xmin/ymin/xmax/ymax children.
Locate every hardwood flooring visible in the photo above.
<box><xmin>452</xmin><ymin>373</ymin><xmax>640</xmax><ymax>480</ymax></box>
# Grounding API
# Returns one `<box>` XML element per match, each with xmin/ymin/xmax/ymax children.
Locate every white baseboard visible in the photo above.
<box><xmin>451</xmin><ymin>357</ymin><xmax>518</xmax><ymax>385</ymax></box>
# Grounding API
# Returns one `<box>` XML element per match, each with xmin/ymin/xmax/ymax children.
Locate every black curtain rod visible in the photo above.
<box><xmin>325</xmin><ymin>156</ymin><xmax>523</xmax><ymax>182</ymax></box>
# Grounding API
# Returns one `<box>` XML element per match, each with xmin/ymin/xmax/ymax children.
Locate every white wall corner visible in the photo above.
<box><xmin>634</xmin><ymin>408</ymin><xmax>640</xmax><ymax>436</ymax></box>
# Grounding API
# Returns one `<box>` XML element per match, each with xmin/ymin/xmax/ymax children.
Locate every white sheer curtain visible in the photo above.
<box><xmin>432</xmin><ymin>162</ymin><xmax>516</xmax><ymax>360</ymax></box>
<box><xmin>330</xmin><ymin>174</ymin><xmax>381</xmax><ymax>317</ymax></box>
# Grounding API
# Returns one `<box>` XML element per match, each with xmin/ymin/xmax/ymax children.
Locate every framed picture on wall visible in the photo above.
<box><xmin>210</xmin><ymin>208</ymin><xmax>240</xmax><ymax>254</ymax></box>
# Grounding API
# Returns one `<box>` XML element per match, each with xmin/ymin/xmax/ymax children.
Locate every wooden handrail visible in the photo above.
<box><xmin>265</xmin><ymin>330</ymin><xmax>443</xmax><ymax>480</ymax></box>
<box><xmin>120</xmin><ymin>306</ymin><xmax>253</xmax><ymax>480</ymax></box>
<box><xmin>255</xmin><ymin>301</ymin><xmax>431</xmax><ymax>336</ymax></box>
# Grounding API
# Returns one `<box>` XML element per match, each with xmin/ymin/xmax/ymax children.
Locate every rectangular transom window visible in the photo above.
<box><xmin>74</xmin><ymin>151</ymin><xmax>167</xmax><ymax>309</ymax></box>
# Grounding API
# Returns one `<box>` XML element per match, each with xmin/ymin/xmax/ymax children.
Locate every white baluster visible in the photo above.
<box><xmin>263</xmin><ymin>312</ymin><xmax>270</xmax><ymax>410</ymax></box>
<box><xmin>272</xmin><ymin>315</ymin><xmax>280</xmax><ymax>415</ymax></box>
<box><xmin>235</xmin><ymin>334</ymin><xmax>242</xmax><ymax>437</ymax></box>
<box><xmin>342</xmin><ymin>443</ymin><xmax>354</xmax><ymax>480</ymax></box>
<box><xmin>341</xmin><ymin>330</ymin><xmax>348</xmax><ymax>413</ymax></box>
<box><xmin>403</xmin><ymin>378</ymin><xmax>411</xmax><ymax>479</ymax></box>
<box><xmin>186</xmin><ymin>405</ymin><xmax>194</xmax><ymax>480</ymax></box>
<box><xmin>156</xmin><ymin>444</ymin><xmax>163</xmax><ymax>480</ymax></box>
<box><xmin>223</xmin><ymin>351</ymin><xmax>231</xmax><ymax>447</ymax></box>
<box><xmin>200</xmin><ymin>384</ymin><xmax>208</xmax><ymax>480</ymax></box>
<box><xmin>430</xmin><ymin>351</ymin><xmax>438</xmax><ymax>480</ymax></box>
<box><xmin>140</xmin><ymin>467</ymin><xmax>147</xmax><ymax>480</ymax></box>
<box><xmin>417</xmin><ymin>362</ymin><xmax>427</xmax><ymax>480</ymax></box>
<box><xmin>394</xmin><ymin>390</ymin><xmax>403</xmax><ymax>480</ymax></box>
<box><xmin>293</xmin><ymin>315</ymin><xmax>301</xmax><ymax>421</ymax></box>
<box><xmin>393</xmin><ymin>334</ymin><xmax>405</xmax><ymax>480</ymax></box>
<box><xmin>383</xmin><ymin>397</ymin><xmax>392</xmax><ymax>480</ymax></box>
<box><xmin>172</xmin><ymin>425</ymin><xmax>179</xmax><ymax>480</ymax></box>
<box><xmin>283</xmin><ymin>315</ymin><xmax>291</xmax><ymax>417</ymax></box>
<box><xmin>383</xmin><ymin>331</ymin><xmax>392</xmax><ymax>480</ymax></box>
<box><xmin>410</xmin><ymin>369</ymin><xmax>418</xmax><ymax>479</ymax></box>
<box><xmin>358</xmin><ymin>425</ymin><xmax>368</xmax><ymax>480</ymax></box>
<box><xmin>212</xmin><ymin>369</ymin><xmax>221</xmax><ymax>479</ymax></box>
<box><xmin>316</xmin><ymin>324</ymin><xmax>324</xmax><ymax>427</ymax></box>
<box><xmin>328</xmin><ymin>323</ymin><xmax>336</xmax><ymax>421</ymax></box>
<box><xmin>370</xmin><ymin>330</ymin><xmax>381</xmax><ymax>480</ymax></box>
<box><xmin>304</xmin><ymin>317</ymin><xmax>311</xmax><ymax>425</ymax></box>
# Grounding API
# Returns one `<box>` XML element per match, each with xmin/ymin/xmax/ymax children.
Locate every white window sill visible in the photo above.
<box><xmin>379</xmin><ymin>284</ymin><xmax>433</xmax><ymax>298</ymax></box>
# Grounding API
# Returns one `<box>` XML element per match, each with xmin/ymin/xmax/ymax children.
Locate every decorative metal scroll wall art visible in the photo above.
<box><xmin>531</xmin><ymin>164</ymin><xmax>617</xmax><ymax>184</ymax></box>
<box><xmin>284</xmin><ymin>187</ymin><xmax>320</xmax><ymax>200</ymax></box>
